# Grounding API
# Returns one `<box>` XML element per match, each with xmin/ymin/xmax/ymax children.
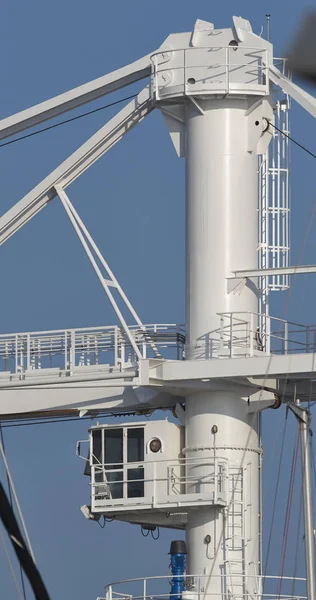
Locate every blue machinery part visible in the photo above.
<box><xmin>169</xmin><ymin>540</ymin><xmax>187</xmax><ymax>600</ymax></box>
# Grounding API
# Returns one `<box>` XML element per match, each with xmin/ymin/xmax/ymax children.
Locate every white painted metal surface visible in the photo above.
<box><xmin>0</xmin><ymin>13</ymin><xmax>316</xmax><ymax>600</ymax></box>
<box><xmin>151</xmin><ymin>46</ymin><xmax>270</xmax><ymax>101</ymax></box>
<box><xmin>184</xmin><ymin>98</ymin><xmax>259</xmax><ymax>354</ymax></box>
<box><xmin>0</xmin><ymin>54</ymin><xmax>152</xmax><ymax>139</ymax></box>
<box><xmin>268</xmin><ymin>64</ymin><xmax>316</xmax><ymax>118</ymax></box>
<box><xmin>231</xmin><ymin>266</ymin><xmax>316</xmax><ymax>278</ymax></box>
<box><xmin>0</xmin><ymin>323</ymin><xmax>184</xmax><ymax>378</ymax></box>
<box><xmin>168</xmin><ymin>24</ymin><xmax>270</xmax><ymax>593</ymax></box>
<box><xmin>0</xmin><ymin>87</ymin><xmax>152</xmax><ymax>245</ymax></box>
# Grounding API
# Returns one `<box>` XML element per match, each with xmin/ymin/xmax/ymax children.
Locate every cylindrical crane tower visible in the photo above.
<box><xmin>153</xmin><ymin>16</ymin><xmax>274</xmax><ymax>599</ymax></box>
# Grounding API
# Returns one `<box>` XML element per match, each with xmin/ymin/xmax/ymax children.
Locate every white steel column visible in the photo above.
<box><xmin>185</xmin><ymin>98</ymin><xmax>259</xmax><ymax>353</ymax></box>
<box><xmin>184</xmin><ymin>99</ymin><xmax>261</xmax><ymax>597</ymax></box>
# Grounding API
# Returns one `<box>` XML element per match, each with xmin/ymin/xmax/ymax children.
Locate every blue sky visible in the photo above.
<box><xmin>0</xmin><ymin>1</ymin><xmax>315</xmax><ymax>598</ymax></box>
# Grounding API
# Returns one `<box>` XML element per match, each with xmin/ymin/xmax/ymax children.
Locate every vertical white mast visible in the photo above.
<box><xmin>156</xmin><ymin>16</ymin><xmax>273</xmax><ymax>598</ymax></box>
<box><xmin>2</xmin><ymin>12</ymin><xmax>316</xmax><ymax>600</ymax></box>
<box><xmin>184</xmin><ymin>98</ymin><xmax>260</xmax><ymax>594</ymax></box>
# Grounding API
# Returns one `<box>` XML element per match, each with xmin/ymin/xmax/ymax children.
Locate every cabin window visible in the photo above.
<box><xmin>91</xmin><ymin>426</ymin><xmax>145</xmax><ymax>500</ymax></box>
<box><xmin>127</xmin><ymin>428</ymin><xmax>144</xmax><ymax>497</ymax></box>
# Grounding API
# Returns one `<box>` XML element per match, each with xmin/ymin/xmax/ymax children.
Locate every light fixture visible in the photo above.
<box><xmin>149</xmin><ymin>438</ymin><xmax>162</xmax><ymax>453</ymax></box>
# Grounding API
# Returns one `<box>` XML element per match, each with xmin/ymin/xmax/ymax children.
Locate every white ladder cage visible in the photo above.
<box><xmin>258</xmin><ymin>59</ymin><xmax>290</xmax><ymax>336</ymax></box>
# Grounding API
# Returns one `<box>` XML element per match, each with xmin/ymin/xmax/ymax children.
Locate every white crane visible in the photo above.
<box><xmin>0</xmin><ymin>14</ymin><xmax>316</xmax><ymax>600</ymax></box>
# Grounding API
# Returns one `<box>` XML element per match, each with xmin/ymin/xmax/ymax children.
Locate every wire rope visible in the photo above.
<box><xmin>268</xmin><ymin>121</ymin><xmax>316</xmax><ymax>161</ymax></box>
<box><xmin>0</xmin><ymin>425</ymin><xmax>27</xmax><ymax>600</ymax></box>
<box><xmin>277</xmin><ymin>427</ymin><xmax>300</xmax><ymax>599</ymax></box>
<box><xmin>291</xmin><ymin>494</ymin><xmax>303</xmax><ymax>600</ymax></box>
<box><xmin>0</xmin><ymin>94</ymin><xmax>138</xmax><ymax>149</ymax></box>
<box><xmin>0</xmin><ymin>526</ymin><xmax>24</xmax><ymax>600</ymax></box>
<box><xmin>263</xmin><ymin>408</ymin><xmax>289</xmax><ymax>579</ymax></box>
<box><xmin>0</xmin><ymin>482</ymin><xmax>51</xmax><ymax>600</ymax></box>
<box><xmin>0</xmin><ymin>438</ymin><xmax>36</xmax><ymax>563</ymax></box>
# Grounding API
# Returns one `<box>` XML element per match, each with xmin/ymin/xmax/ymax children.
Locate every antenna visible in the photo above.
<box><xmin>266</xmin><ymin>13</ymin><xmax>271</xmax><ymax>42</ymax></box>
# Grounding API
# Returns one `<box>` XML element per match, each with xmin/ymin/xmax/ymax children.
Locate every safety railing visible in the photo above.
<box><xmin>150</xmin><ymin>46</ymin><xmax>270</xmax><ymax>101</ymax></box>
<box><xmin>2</xmin><ymin>312</ymin><xmax>314</xmax><ymax>374</ymax></box>
<box><xmin>185</xmin><ymin>312</ymin><xmax>316</xmax><ymax>359</ymax></box>
<box><xmin>0</xmin><ymin>323</ymin><xmax>185</xmax><ymax>376</ymax></box>
<box><xmin>89</xmin><ymin>455</ymin><xmax>228</xmax><ymax>511</ymax></box>
<box><xmin>101</xmin><ymin>574</ymin><xmax>306</xmax><ymax>600</ymax></box>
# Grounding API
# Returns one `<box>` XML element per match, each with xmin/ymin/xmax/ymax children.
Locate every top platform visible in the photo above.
<box><xmin>151</xmin><ymin>16</ymin><xmax>272</xmax><ymax>101</ymax></box>
<box><xmin>151</xmin><ymin>46</ymin><xmax>270</xmax><ymax>101</ymax></box>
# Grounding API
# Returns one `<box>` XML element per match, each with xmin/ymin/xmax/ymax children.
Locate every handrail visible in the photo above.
<box><xmin>102</xmin><ymin>575</ymin><xmax>307</xmax><ymax>600</ymax></box>
<box><xmin>218</xmin><ymin>311</ymin><xmax>312</xmax><ymax>330</ymax></box>
<box><xmin>104</xmin><ymin>573</ymin><xmax>306</xmax><ymax>590</ymax></box>
<box><xmin>90</xmin><ymin>455</ymin><xmax>228</xmax><ymax>508</ymax></box>
<box><xmin>150</xmin><ymin>45</ymin><xmax>268</xmax><ymax>59</ymax></box>
<box><xmin>150</xmin><ymin>46</ymin><xmax>269</xmax><ymax>101</ymax></box>
<box><xmin>0</xmin><ymin>323</ymin><xmax>185</xmax><ymax>375</ymax></box>
<box><xmin>185</xmin><ymin>311</ymin><xmax>316</xmax><ymax>359</ymax></box>
<box><xmin>0</xmin><ymin>323</ymin><xmax>185</xmax><ymax>339</ymax></box>
<box><xmin>91</xmin><ymin>454</ymin><xmax>228</xmax><ymax>468</ymax></box>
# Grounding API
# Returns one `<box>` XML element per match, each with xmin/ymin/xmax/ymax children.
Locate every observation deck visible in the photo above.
<box><xmin>78</xmin><ymin>418</ymin><xmax>228</xmax><ymax>522</ymax></box>
<box><xmin>150</xmin><ymin>46</ymin><xmax>271</xmax><ymax>101</ymax></box>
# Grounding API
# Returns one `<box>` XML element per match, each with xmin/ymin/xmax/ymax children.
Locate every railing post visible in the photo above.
<box><xmin>37</xmin><ymin>338</ymin><xmax>41</xmax><ymax>370</ymax></box>
<box><xmin>114</xmin><ymin>327</ymin><xmax>118</xmax><ymax>368</ymax></box>
<box><xmin>64</xmin><ymin>331</ymin><xmax>68</xmax><ymax>371</ymax></box>
<box><xmin>219</xmin><ymin>314</ymin><xmax>224</xmax><ymax>354</ymax></box>
<box><xmin>26</xmin><ymin>334</ymin><xmax>31</xmax><ymax>372</ymax></box>
<box><xmin>214</xmin><ymin>457</ymin><xmax>218</xmax><ymax>503</ymax></box>
<box><xmin>142</xmin><ymin>332</ymin><xmax>147</xmax><ymax>360</ymax></box>
<box><xmin>120</xmin><ymin>331</ymin><xmax>125</xmax><ymax>370</ymax></box>
<box><xmin>266</xmin><ymin>316</ymin><xmax>271</xmax><ymax>355</ymax></box>
<box><xmin>143</xmin><ymin>578</ymin><xmax>146</xmax><ymax>600</ymax></box>
<box><xmin>184</xmin><ymin>49</ymin><xmax>187</xmax><ymax>96</ymax></box>
<box><xmin>250</xmin><ymin>313</ymin><xmax>254</xmax><ymax>357</ymax></box>
<box><xmin>154</xmin><ymin>55</ymin><xmax>159</xmax><ymax>101</ymax></box>
<box><xmin>230</xmin><ymin>313</ymin><xmax>233</xmax><ymax>357</ymax></box>
<box><xmin>70</xmin><ymin>330</ymin><xmax>76</xmax><ymax>372</ymax></box>
<box><xmin>21</xmin><ymin>336</ymin><xmax>24</xmax><ymax>372</ymax></box>
<box><xmin>306</xmin><ymin>326</ymin><xmax>310</xmax><ymax>353</ymax></box>
<box><xmin>15</xmin><ymin>335</ymin><xmax>18</xmax><ymax>374</ymax></box>
<box><xmin>284</xmin><ymin>321</ymin><xmax>288</xmax><ymax>355</ymax></box>
<box><xmin>225</xmin><ymin>47</ymin><xmax>229</xmax><ymax>93</ymax></box>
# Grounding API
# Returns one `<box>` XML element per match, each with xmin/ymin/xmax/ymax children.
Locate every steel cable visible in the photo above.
<box><xmin>277</xmin><ymin>427</ymin><xmax>300</xmax><ymax>599</ymax></box>
<box><xmin>0</xmin><ymin>424</ymin><xmax>27</xmax><ymax>600</ymax></box>
<box><xmin>0</xmin><ymin>94</ymin><xmax>138</xmax><ymax>148</ymax></box>
<box><xmin>0</xmin><ymin>482</ymin><xmax>51</xmax><ymax>600</ymax></box>
<box><xmin>263</xmin><ymin>408</ymin><xmax>289</xmax><ymax>579</ymax></box>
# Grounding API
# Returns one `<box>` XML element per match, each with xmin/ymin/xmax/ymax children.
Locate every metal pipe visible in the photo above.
<box><xmin>56</xmin><ymin>186</ymin><xmax>143</xmax><ymax>360</ymax></box>
<box><xmin>300</xmin><ymin>412</ymin><xmax>316</xmax><ymax>600</ymax></box>
<box><xmin>266</xmin><ymin>15</ymin><xmax>271</xmax><ymax>42</ymax></box>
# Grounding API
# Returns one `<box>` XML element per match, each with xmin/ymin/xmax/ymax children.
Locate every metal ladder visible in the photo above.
<box><xmin>224</xmin><ymin>467</ymin><xmax>246</xmax><ymax>600</ymax></box>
